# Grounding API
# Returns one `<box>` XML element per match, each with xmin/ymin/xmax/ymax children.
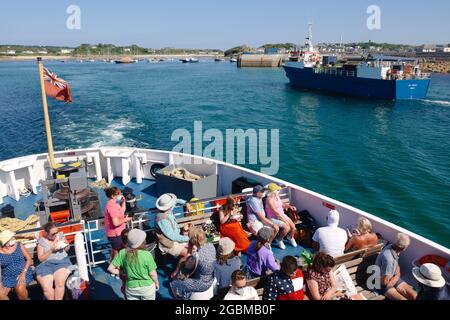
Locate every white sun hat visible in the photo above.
<box><xmin>156</xmin><ymin>193</ymin><xmax>178</xmax><ymax>212</ymax></box>
<box><xmin>412</xmin><ymin>263</ymin><xmax>446</xmax><ymax>288</ymax></box>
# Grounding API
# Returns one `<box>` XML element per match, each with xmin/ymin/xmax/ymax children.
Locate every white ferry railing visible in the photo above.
<box><xmin>82</xmin><ymin>188</ymin><xmax>291</xmax><ymax>271</ymax></box>
<box><xmin>16</xmin><ymin>220</ymin><xmax>91</xmax><ymax>272</ymax></box>
<box><xmin>14</xmin><ymin>188</ymin><xmax>291</xmax><ymax>274</ymax></box>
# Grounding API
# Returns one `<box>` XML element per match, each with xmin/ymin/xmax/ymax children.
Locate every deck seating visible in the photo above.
<box><xmin>212</xmin><ymin>242</ymin><xmax>387</xmax><ymax>301</ymax></box>
<box><xmin>332</xmin><ymin>242</ymin><xmax>387</xmax><ymax>300</ymax></box>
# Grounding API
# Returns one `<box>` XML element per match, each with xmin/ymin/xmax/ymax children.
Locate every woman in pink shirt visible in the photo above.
<box><xmin>104</xmin><ymin>187</ymin><xmax>132</xmax><ymax>264</ymax></box>
<box><xmin>265</xmin><ymin>183</ymin><xmax>298</xmax><ymax>249</ymax></box>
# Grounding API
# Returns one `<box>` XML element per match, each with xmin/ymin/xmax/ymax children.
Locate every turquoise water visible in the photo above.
<box><xmin>0</xmin><ymin>60</ymin><xmax>449</xmax><ymax>248</ymax></box>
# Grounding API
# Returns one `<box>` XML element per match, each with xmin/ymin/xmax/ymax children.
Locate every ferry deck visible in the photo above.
<box><xmin>0</xmin><ymin>147</ymin><xmax>449</xmax><ymax>300</ymax></box>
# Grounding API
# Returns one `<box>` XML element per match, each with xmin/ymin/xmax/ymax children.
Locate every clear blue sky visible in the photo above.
<box><xmin>0</xmin><ymin>0</ymin><xmax>448</xmax><ymax>49</ymax></box>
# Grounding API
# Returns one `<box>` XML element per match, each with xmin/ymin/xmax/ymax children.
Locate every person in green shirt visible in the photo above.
<box><xmin>108</xmin><ymin>229</ymin><xmax>159</xmax><ymax>300</ymax></box>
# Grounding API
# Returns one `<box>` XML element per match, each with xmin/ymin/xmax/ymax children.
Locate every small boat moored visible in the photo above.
<box><xmin>181</xmin><ymin>57</ymin><xmax>199</xmax><ymax>63</ymax></box>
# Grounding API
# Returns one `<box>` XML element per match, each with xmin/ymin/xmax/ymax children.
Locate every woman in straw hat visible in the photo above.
<box><xmin>413</xmin><ymin>263</ymin><xmax>449</xmax><ymax>300</ymax></box>
<box><xmin>155</xmin><ymin>193</ymin><xmax>190</xmax><ymax>260</ymax></box>
<box><xmin>0</xmin><ymin>230</ymin><xmax>33</xmax><ymax>300</ymax></box>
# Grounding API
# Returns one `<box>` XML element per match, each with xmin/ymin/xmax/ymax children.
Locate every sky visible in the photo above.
<box><xmin>0</xmin><ymin>0</ymin><xmax>449</xmax><ymax>49</ymax></box>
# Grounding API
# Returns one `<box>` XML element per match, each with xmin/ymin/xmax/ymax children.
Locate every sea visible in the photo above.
<box><xmin>0</xmin><ymin>59</ymin><xmax>449</xmax><ymax>247</ymax></box>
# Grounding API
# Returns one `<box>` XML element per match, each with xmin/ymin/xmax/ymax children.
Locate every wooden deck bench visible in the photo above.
<box><xmin>333</xmin><ymin>242</ymin><xmax>387</xmax><ymax>300</ymax></box>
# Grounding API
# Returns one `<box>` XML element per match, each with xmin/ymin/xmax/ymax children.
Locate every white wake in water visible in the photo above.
<box><xmin>90</xmin><ymin>117</ymin><xmax>144</xmax><ymax>148</ymax></box>
<box><xmin>422</xmin><ymin>99</ymin><xmax>450</xmax><ymax>106</ymax></box>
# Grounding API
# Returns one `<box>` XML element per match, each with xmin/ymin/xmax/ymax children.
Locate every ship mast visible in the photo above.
<box><xmin>305</xmin><ymin>22</ymin><xmax>314</xmax><ymax>52</ymax></box>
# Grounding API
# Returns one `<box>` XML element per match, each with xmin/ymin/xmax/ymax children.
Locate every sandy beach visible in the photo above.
<box><xmin>0</xmin><ymin>54</ymin><xmax>223</xmax><ymax>62</ymax></box>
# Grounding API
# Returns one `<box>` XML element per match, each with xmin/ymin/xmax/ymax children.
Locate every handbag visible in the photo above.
<box><xmin>175</xmin><ymin>253</ymin><xmax>199</xmax><ymax>280</ymax></box>
<box><xmin>285</xmin><ymin>207</ymin><xmax>300</xmax><ymax>223</ymax></box>
<box><xmin>156</xmin><ymin>231</ymin><xmax>174</xmax><ymax>249</ymax></box>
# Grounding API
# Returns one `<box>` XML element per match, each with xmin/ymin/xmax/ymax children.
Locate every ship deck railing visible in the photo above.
<box><xmin>389</xmin><ymin>73</ymin><xmax>431</xmax><ymax>80</ymax></box>
<box><xmin>313</xmin><ymin>68</ymin><xmax>357</xmax><ymax>77</ymax></box>
<box><xmin>14</xmin><ymin>187</ymin><xmax>292</xmax><ymax>274</ymax></box>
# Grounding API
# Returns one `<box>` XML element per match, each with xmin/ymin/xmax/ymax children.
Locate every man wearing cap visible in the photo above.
<box><xmin>246</xmin><ymin>185</ymin><xmax>279</xmax><ymax>246</ymax></box>
<box><xmin>413</xmin><ymin>263</ymin><xmax>449</xmax><ymax>300</ymax></box>
<box><xmin>312</xmin><ymin>209</ymin><xmax>348</xmax><ymax>257</ymax></box>
<box><xmin>155</xmin><ymin>193</ymin><xmax>190</xmax><ymax>260</ymax></box>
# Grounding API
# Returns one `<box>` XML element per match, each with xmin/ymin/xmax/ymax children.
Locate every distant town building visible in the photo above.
<box><xmin>23</xmin><ymin>50</ymin><xmax>34</xmax><ymax>55</ymax></box>
<box><xmin>444</xmin><ymin>45</ymin><xmax>450</xmax><ymax>53</ymax></box>
<box><xmin>421</xmin><ymin>44</ymin><xmax>437</xmax><ymax>53</ymax></box>
<box><xmin>264</xmin><ymin>47</ymin><xmax>279</xmax><ymax>55</ymax></box>
<box><xmin>37</xmin><ymin>50</ymin><xmax>48</xmax><ymax>54</ymax></box>
<box><xmin>61</xmin><ymin>49</ymin><xmax>74</xmax><ymax>54</ymax></box>
<box><xmin>6</xmin><ymin>50</ymin><xmax>16</xmax><ymax>55</ymax></box>
<box><xmin>124</xmin><ymin>48</ymin><xmax>131</xmax><ymax>52</ymax></box>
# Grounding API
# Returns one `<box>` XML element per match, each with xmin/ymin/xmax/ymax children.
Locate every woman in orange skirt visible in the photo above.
<box><xmin>219</xmin><ymin>196</ymin><xmax>250</xmax><ymax>253</ymax></box>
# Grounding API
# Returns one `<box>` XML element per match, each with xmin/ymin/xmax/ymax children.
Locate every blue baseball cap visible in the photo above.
<box><xmin>253</xmin><ymin>185</ymin><xmax>267</xmax><ymax>194</ymax></box>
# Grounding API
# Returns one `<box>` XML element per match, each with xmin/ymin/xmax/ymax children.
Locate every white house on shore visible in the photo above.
<box><xmin>421</xmin><ymin>44</ymin><xmax>437</xmax><ymax>53</ymax></box>
<box><xmin>61</xmin><ymin>49</ymin><xmax>74</xmax><ymax>54</ymax></box>
<box><xmin>444</xmin><ymin>45</ymin><xmax>450</xmax><ymax>53</ymax></box>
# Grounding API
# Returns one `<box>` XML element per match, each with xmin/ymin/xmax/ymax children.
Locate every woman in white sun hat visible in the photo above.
<box><xmin>155</xmin><ymin>193</ymin><xmax>190</xmax><ymax>260</ymax></box>
<box><xmin>413</xmin><ymin>263</ymin><xmax>449</xmax><ymax>300</ymax></box>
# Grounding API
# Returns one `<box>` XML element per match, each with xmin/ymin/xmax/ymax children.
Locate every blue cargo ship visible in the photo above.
<box><xmin>283</xmin><ymin>24</ymin><xmax>431</xmax><ymax>100</ymax></box>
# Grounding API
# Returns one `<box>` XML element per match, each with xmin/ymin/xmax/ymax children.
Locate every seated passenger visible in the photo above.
<box><xmin>245</xmin><ymin>227</ymin><xmax>280</xmax><ymax>278</ymax></box>
<box><xmin>224</xmin><ymin>270</ymin><xmax>259</xmax><ymax>300</ymax></box>
<box><xmin>36</xmin><ymin>222</ymin><xmax>73</xmax><ymax>300</ymax></box>
<box><xmin>246</xmin><ymin>185</ymin><xmax>278</xmax><ymax>246</ymax></box>
<box><xmin>170</xmin><ymin>228</ymin><xmax>216</xmax><ymax>300</ymax></box>
<box><xmin>0</xmin><ymin>230</ymin><xmax>33</xmax><ymax>300</ymax></box>
<box><xmin>344</xmin><ymin>217</ymin><xmax>378</xmax><ymax>252</ymax></box>
<box><xmin>108</xmin><ymin>229</ymin><xmax>159</xmax><ymax>300</ymax></box>
<box><xmin>306</xmin><ymin>252</ymin><xmax>345</xmax><ymax>300</ymax></box>
<box><xmin>312</xmin><ymin>209</ymin><xmax>347</xmax><ymax>257</ymax></box>
<box><xmin>374</xmin><ymin>233</ymin><xmax>417</xmax><ymax>300</ymax></box>
<box><xmin>263</xmin><ymin>255</ymin><xmax>306</xmax><ymax>300</ymax></box>
<box><xmin>219</xmin><ymin>196</ymin><xmax>250</xmax><ymax>253</ymax></box>
<box><xmin>265</xmin><ymin>183</ymin><xmax>298</xmax><ymax>249</ymax></box>
<box><xmin>214</xmin><ymin>237</ymin><xmax>241</xmax><ymax>289</ymax></box>
<box><xmin>155</xmin><ymin>193</ymin><xmax>190</xmax><ymax>260</ymax></box>
<box><xmin>413</xmin><ymin>263</ymin><xmax>449</xmax><ymax>301</ymax></box>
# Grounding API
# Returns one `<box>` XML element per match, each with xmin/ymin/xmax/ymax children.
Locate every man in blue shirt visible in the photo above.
<box><xmin>246</xmin><ymin>185</ymin><xmax>278</xmax><ymax>245</ymax></box>
<box><xmin>374</xmin><ymin>233</ymin><xmax>417</xmax><ymax>300</ymax></box>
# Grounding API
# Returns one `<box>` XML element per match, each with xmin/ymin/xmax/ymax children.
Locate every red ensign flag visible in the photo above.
<box><xmin>43</xmin><ymin>67</ymin><xmax>73</xmax><ymax>103</ymax></box>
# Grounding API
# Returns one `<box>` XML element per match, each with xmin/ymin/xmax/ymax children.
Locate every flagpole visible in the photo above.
<box><xmin>37</xmin><ymin>57</ymin><xmax>56</xmax><ymax>169</ymax></box>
